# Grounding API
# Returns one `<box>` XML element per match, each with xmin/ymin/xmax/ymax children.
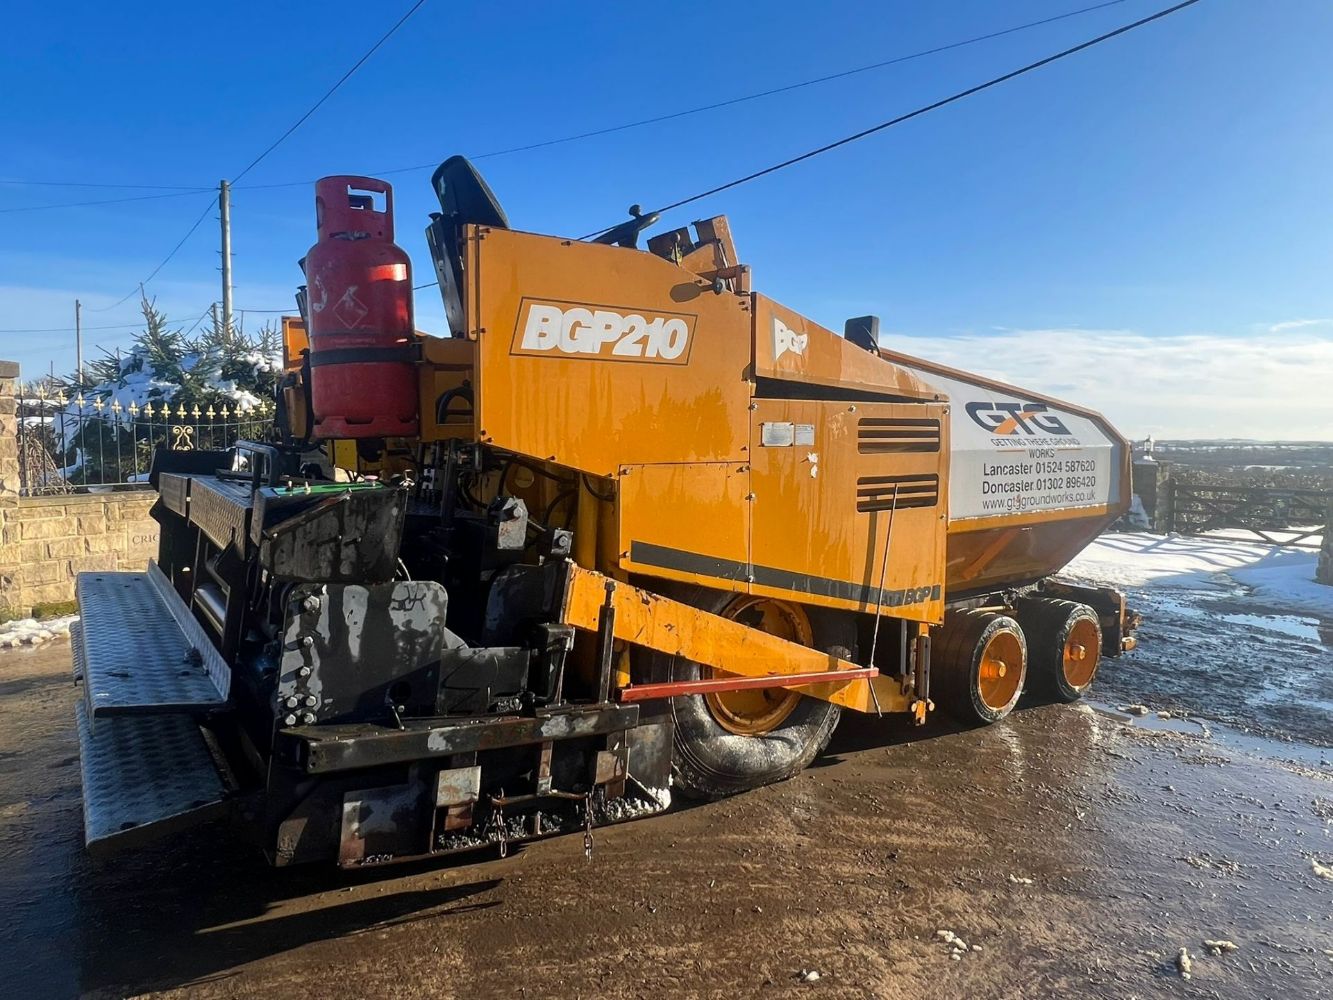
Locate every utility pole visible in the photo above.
<box><xmin>74</xmin><ymin>298</ymin><xmax>83</xmax><ymax>382</ymax></box>
<box><xmin>219</xmin><ymin>179</ymin><xmax>234</xmax><ymax>343</ymax></box>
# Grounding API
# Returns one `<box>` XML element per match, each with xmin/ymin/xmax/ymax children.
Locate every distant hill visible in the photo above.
<box><xmin>1144</xmin><ymin>440</ymin><xmax>1333</xmax><ymax>488</ymax></box>
<box><xmin>1148</xmin><ymin>440</ymin><xmax>1333</xmax><ymax>468</ymax></box>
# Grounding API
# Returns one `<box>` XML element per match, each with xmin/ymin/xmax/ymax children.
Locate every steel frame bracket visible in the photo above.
<box><xmin>559</xmin><ymin>562</ymin><xmax>905</xmax><ymax>713</ymax></box>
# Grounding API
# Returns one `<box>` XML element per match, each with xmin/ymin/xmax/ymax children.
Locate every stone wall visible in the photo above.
<box><xmin>0</xmin><ymin>360</ymin><xmax>158</xmax><ymax>617</ymax></box>
<box><xmin>1130</xmin><ymin>458</ymin><xmax>1172</xmax><ymax>532</ymax></box>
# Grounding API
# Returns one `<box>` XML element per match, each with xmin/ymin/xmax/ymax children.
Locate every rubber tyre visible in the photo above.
<box><xmin>1017</xmin><ymin>598</ymin><xmax>1102</xmax><ymax>703</ymax></box>
<box><xmin>640</xmin><ymin>586</ymin><xmax>848</xmax><ymax>801</ymax></box>
<box><xmin>933</xmin><ymin>610</ymin><xmax>1028</xmax><ymax>725</ymax></box>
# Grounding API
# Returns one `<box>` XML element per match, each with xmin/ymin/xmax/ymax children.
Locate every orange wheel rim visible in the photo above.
<box><xmin>703</xmin><ymin>597</ymin><xmax>809</xmax><ymax>736</ymax></box>
<box><xmin>1062</xmin><ymin>619</ymin><xmax>1100</xmax><ymax>689</ymax></box>
<box><xmin>977</xmin><ymin>630</ymin><xmax>1023</xmax><ymax>711</ymax></box>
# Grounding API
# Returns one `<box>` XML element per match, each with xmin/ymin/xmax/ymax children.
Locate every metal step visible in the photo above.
<box><xmin>75</xmin><ymin>701</ymin><xmax>229</xmax><ymax>854</ymax></box>
<box><xmin>74</xmin><ymin>562</ymin><xmax>230</xmax><ymax>719</ymax></box>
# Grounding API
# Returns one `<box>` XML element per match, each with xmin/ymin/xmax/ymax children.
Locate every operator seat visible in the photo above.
<box><xmin>426</xmin><ymin>156</ymin><xmax>509</xmax><ymax>337</ymax></box>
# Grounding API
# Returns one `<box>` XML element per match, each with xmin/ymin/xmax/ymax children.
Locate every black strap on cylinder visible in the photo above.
<box><xmin>308</xmin><ymin>345</ymin><xmax>418</xmax><ymax>368</ymax></box>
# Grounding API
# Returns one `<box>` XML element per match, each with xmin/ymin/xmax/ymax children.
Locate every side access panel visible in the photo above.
<box><xmin>748</xmin><ymin>398</ymin><xmax>949</xmax><ymax>623</ymax></box>
<box><xmin>617</xmin><ymin>462</ymin><xmax>751</xmax><ymax>589</ymax></box>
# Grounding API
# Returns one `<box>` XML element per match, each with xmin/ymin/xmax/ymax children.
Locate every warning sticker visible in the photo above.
<box><xmin>333</xmin><ymin>286</ymin><xmax>369</xmax><ymax>328</ymax></box>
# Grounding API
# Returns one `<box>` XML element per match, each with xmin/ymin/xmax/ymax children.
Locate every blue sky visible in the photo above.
<box><xmin>3</xmin><ymin>0</ymin><xmax>1331</xmax><ymax>438</ymax></box>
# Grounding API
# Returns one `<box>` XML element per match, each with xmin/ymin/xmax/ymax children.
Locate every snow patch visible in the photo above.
<box><xmin>1065</xmin><ymin>531</ymin><xmax>1333</xmax><ymax>617</ymax></box>
<box><xmin>0</xmin><ymin>615</ymin><xmax>77</xmax><ymax>650</ymax></box>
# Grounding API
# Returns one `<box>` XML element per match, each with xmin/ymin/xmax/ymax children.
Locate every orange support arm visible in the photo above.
<box><xmin>558</xmin><ymin>563</ymin><xmax>910</xmax><ymax>714</ymax></box>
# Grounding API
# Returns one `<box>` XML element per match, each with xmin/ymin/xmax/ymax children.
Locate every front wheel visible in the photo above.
<box><xmin>933</xmin><ymin>610</ymin><xmax>1028</xmax><ymax>724</ymax></box>
<box><xmin>642</xmin><ymin>589</ymin><xmax>847</xmax><ymax>801</ymax></box>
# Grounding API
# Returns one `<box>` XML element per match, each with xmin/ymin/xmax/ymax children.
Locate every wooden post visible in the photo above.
<box><xmin>1318</xmin><ymin>499</ymin><xmax>1333</xmax><ymax>586</ymax></box>
<box><xmin>220</xmin><ymin>180</ymin><xmax>234</xmax><ymax>342</ymax></box>
<box><xmin>1156</xmin><ymin>464</ymin><xmax>1174</xmax><ymax>534</ymax></box>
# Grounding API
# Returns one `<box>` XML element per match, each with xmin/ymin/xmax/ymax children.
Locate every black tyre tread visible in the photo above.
<box><xmin>933</xmin><ymin>610</ymin><xmax>1027</xmax><ymax>725</ymax></box>
<box><xmin>932</xmin><ymin>609</ymin><xmax>993</xmax><ymax>717</ymax></box>
<box><xmin>670</xmin><ymin>695</ymin><xmax>841</xmax><ymax>801</ymax></box>
<box><xmin>1017</xmin><ymin>598</ymin><xmax>1101</xmax><ymax>703</ymax></box>
<box><xmin>637</xmin><ymin>583</ymin><xmax>845</xmax><ymax>802</ymax></box>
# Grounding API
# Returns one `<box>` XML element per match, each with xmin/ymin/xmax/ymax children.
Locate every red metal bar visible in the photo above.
<box><xmin>616</xmin><ymin>667</ymin><xmax>878</xmax><ymax>703</ymax></box>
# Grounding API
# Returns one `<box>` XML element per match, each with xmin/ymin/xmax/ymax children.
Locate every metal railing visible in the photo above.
<box><xmin>17</xmin><ymin>388</ymin><xmax>273</xmax><ymax>496</ymax></box>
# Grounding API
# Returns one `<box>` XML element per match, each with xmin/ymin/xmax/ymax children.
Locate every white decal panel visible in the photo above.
<box><xmin>772</xmin><ymin>318</ymin><xmax>808</xmax><ymax>360</ymax></box>
<box><xmin>510</xmin><ymin>298</ymin><xmax>696</xmax><ymax>365</ymax></box>
<box><xmin>904</xmin><ymin>369</ymin><xmax>1120</xmax><ymax>520</ymax></box>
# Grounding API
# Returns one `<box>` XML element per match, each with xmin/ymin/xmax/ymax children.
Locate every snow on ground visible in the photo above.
<box><xmin>0</xmin><ymin>615</ymin><xmax>77</xmax><ymax>649</ymax></box>
<box><xmin>1065</xmin><ymin>530</ymin><xmax>1333</xmax><ymax>617</ymax></box>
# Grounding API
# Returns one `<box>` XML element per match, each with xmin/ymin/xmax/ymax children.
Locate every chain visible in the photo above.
<box><xmin>491</xmin><ymin>796</ymin><xmax>508</xmax><ymax>859</ymax></box>
<box><xmin>583</xmin><ymin>791</ymin><xmax>595</xmax><ymax>860</ymax></box>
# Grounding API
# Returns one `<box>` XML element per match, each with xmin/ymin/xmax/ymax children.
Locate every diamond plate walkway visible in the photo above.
<box><xmin>72</xmin><ymin>561</ymin><xmax>233</xmax><ymax>851</ymax></box>
<box><xmin>75</xmin><ymin>702</ymin><xmax>229</xmax><ymax>852</ymax></box>
<box><xmin>73</xmin><ymin>563</ymin><xmax>230</xmax><ymax>718</ymax></box>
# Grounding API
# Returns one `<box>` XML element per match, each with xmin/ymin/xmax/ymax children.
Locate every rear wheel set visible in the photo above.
<box><xmin>933</xmin><ymin>599</ymin><xmax>1102</xmax><ymax>725</ymax></box>
<box><xmin>648</xmin><ymin>587</ymin><xmax>1105</xmax><ymax>798</ymax></box>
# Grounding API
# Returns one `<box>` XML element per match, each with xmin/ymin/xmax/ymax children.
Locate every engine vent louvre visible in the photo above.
<box><xmin>857</xmin><ymin>417</ymin><xmax>940</xmax><ymax>454</ymax></box>
<box><xmin>856</xmin><ymin>474</ymin><xmax>939</xmax><ymax>512</ymax></box>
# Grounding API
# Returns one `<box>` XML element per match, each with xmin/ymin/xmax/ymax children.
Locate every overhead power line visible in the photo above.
<box><xmin>2</xmin><ymin>0</ymin><xmax>1132</xmax><ymax>205</ymax></box>
<box><xmin>0</xmin><ymin>179</ymin><xmax>210</xmax><ymax>191</ymax></box>
<box><xmin>407</xmin><ymin>0</ymin><xmax>1138</xmax><ymax>168</ymax></box>
<box><xmin>0</xmin><ymin>189</ymin><xmax>209</xmax><ymax>214</ymax></box>
<box><xmin>18</xmin><ymin>0</ymin><xmax>1158</xmax><ymax>328</ymax></box>
<box><xmin>60</xmin><ymin>0</ymin><xmax>429</xmax><ymax>320</ymax></box>
<box><xmin>83</xmin><ymin>197</ymin><xmax>217</xmax><ymax>312</ymax></box>
<box><xmin>582</xmin><ymin>0</ymin><xmax>1203</xmax><ymax>239</ymax></box>
<box><xmin>0</xmin><ymin>320</ymin><xmax>155</xmax><ymax>334</ymax></box>
<box><xmin>234</xmin><ymin>0</ymin><xmax>1136</xmax><ymax>192</ymax></box>
<box><xmin>231</xmin><ymin>0</ymin><xmax>429</xmax><ymax>183</ymax></box>
<box><xmin>182</xmin><ymin>303</ymin><xmax>217</xmax><ymax>337</ymax></box>
<box><xmin>0</xmin><ymin>302</ymin><xmax>283</xmax><ymax>336</ymax></box>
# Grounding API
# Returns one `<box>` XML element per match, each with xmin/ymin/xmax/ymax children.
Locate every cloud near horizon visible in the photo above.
<box><xmin>890</xmin><ymin>325</ymin><xmax>1333</xmax><ymax>441</ymax></box>
<box><xmin>5</xmin><ymin>269</ymin><xmax>1330</xmax><ymax>443</ymax></box>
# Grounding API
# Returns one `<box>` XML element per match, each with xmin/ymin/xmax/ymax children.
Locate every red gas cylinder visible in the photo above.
<box><xmin>305</xmin><ymin>175</ymin><xmax>419</xmax><ymax>439</ymax></box>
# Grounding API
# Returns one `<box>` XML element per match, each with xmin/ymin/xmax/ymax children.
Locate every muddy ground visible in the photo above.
<box><xmin>1077</xmin><ymin>563</ymin><xmax>1333</xmax><ymax>749</ymax></box>
<box><xmin>2</xmin><ymin>631</ymin><xmax>1331</xmax><ymax>999</ymax></box>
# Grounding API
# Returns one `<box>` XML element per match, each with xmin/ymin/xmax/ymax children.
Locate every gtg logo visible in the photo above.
<box><xmin>965</xmin><ymin>400</ymin><xmax>1073</xmax><ymax>436</ymax></box>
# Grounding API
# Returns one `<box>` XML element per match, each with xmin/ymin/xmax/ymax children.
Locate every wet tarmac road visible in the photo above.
<box><xmin>1</xmin><ymin>640</ymin><xmax>1331</xmax><ymax>999</ymax></box>
<box><xmin>1081</xmin><ymin>575</ymin><xmax>1333</xmax><ymax>748</ymax></box>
